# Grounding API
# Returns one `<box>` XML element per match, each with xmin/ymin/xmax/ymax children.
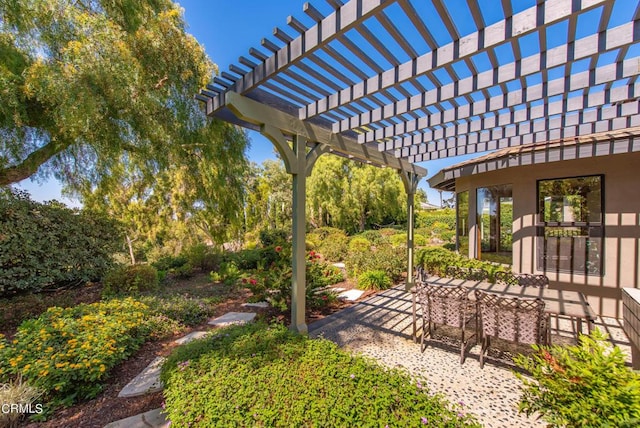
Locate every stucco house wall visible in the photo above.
<box><xmin>453</xmin><ymin>151</ymin><xmax>640</xmax><ymax>317</ymax></box>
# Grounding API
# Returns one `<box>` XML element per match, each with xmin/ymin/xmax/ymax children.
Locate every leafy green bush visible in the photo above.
<box><xmin>152</xmin><ymin>255</ymin><xmax>189</xmax><ymax>272</ymax></box>
<box><xmin>172</xmin><ymin>262</ymin><xmax>194</xmax><ymax>279</ymax></box>
<box><xmin>312</xmin><ymin>226</ymin><xmax>346</xmax><ymax>240</ymax></box>
<box><xmin>416</xmin><ymin>209</ymin><xmax>456</xmax><ymax>229</ymax></box>
<box><xmin>210</xmin><ymin>261</ymin><xmax>241</xmax><ymax>286</ymax></box>
<box><xmin>0</xmin><ymin>189</ymin><xmax>122</xmax><ymax>296</ymax></box>
<box><xmin>0</xmin><ymin>298</ymin><xmax>151</xmax><ymax>405</ymax></box>
<box><xmin>514</xmin><ymin>329</ymin><xmax>640</xmax><ymax>427</ymax></box>
<box><xmin>348</xmin><ymin>236</ymin><xmax>371</xmax><ymax>253</ymax></box>
<box><xmin>357</xmin><ymin>270</ymin><xmax>392</xmax><ymax>290</ymax></box>
<box><xmin>243</xmin><ymin>248</ymin><xmax>343</xmax><ymax>311</ymax></box>
<box><xmin>259</xmin><ymin>228</ymin><xmax>288</xmax><ymax>247</ymax></box>
<box><xmin>161</xmin><ymin>323</ymin><xmax>479</xmax><ymax>427</ymax></box>
<box><xmin>140</xmin><ymin>295</ymin><xmax>212</xmax><ymax>327</ymax></box>
<box><xmin>389</xmin><ymin>233</ymin><xmax>427</xmax><ymax>247</ymax></box>
<box><xmin>102</xmin><ymin>264</ymin><xmax>159</xmax><ymax>296</ymax></box>
<box><xmin>183</xmin><ymin>243</ymin><xmax>221</xmax><ymax>271</ymax></box>
<box><xmin>346</xmin><ymin>244</ymin><xmax>407</xmax><ymax>282</ymax></box>
<box><xmin>415</xmin><ymin>247</ymin><xmax>506</xmax><ymax>281</ymax></box>
<box><xmin>358</xmin><ymin>229</ymin><xmax>390</xmax><ymax>245</ymax></box>
<box><xmin>318</xmin><ymin>233</ymin><xmax>349</xmax><ymax>261</ymax></box>
<box><xmin>224</xmin><ymin>248</ymin><xmax>264</xmax><ymax>270</ymax></box>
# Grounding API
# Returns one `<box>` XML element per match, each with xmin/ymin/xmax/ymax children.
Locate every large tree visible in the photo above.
<box><xmin>307</xmin><ymin>156</ymin><xmax>409</xmax><ymax>233</ymax></box>
<box><xmin>0</xmin><ymin>0</ymin><xmax>214</xmax><ymax>186</ymax></box>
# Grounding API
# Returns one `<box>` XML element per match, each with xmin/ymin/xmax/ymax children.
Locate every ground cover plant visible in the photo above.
<box><xmin>514</xmin><ymin>329</ymin><xmax>640</xmax><ymax>427</ymax></box>
<box><xmin>0</xmin><ymin>298</ymin><xmax>152</xmax><ymax>407</ymax></box>
<box><xmin>161</xmin><ymin>322</ymin><xmax>480</xmax><ymax>427</ymax></box>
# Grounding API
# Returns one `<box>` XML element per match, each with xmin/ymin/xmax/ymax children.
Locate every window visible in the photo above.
<box><xmin>456</xmin><ymin>191</ymin><xmax>469</xmax><ymax>255</ymax></box>
<box><xmin>476</xmin><ymin>185</ymin><xmax>513</xmax><ymax>264</ymax></box>
<box><xmin>537</xmin><ymin>175</ymin><xmax>603</xmax><ymax>275</ymax></box>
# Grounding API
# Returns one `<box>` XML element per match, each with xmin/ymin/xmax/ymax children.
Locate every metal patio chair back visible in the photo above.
<box><xmin>474</xmin><ymin>290</ymin><xmax>547</xmax><ymax>368</ymax></box>
<box><xmin>416</xmin><ymin>283</ymin><xmax>476</xmax><ymax>364</ymax></box>
<box><xmin>495</xmin><ymin>272</ymin><xmax>549</xmax><ymax>288</ymax></box>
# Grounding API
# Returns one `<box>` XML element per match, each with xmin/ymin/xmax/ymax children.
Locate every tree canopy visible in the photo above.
<box><xmin>0</xmin><ymin>0</ymin><xmax>215</xmax><ymax>186</ymax></box>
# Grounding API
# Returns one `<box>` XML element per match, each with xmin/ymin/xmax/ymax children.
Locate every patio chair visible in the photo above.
<box><xmin>416</xmin><ymin>283</ymin><xmax>477</xmax><ymax>364</ymax></box>
<box><xmin>415</xmin><ymin>266</ymin><xmax>428</xmax><ymax>282</ymax></box>
<box><xmin>464</xmin><ymin>268</ymin><xmax>489</xmax><ymax>281</ymax></box>
<box><xmin>495</xmin><ymin>272</ymin><xmax>549</xmax><ymax>288</ymax></box>
<box><xmin>445</xmin><ymin>266</ymin><xmax>462</xmax><ymax>278</ymax></box>
<box><xmin>474</xmin><ymin>290</ymin><xmax>548</xmax><ymax>368</ymax></box>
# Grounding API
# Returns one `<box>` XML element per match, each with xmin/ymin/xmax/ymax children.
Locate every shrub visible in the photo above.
<box><xmin>172</xmin><ymin>262</ymin><xmax>194</xmax><ymax>279</ymax></box>
<box><xmin>415</xmin><ymin>209</ymin><xmax>456</xmax><ymax>229</ymax></box>
<box><xmin>102</xmin><ymin>264</ymin><xmax>159</xmax><ymax>296</ymax></box>
<box><xmin>0</xmin><ymin>189</ymin><xmax>122</xmax><ymax>296</ymax></box>
<box><xmin>358</xmin><ymin>229</ymin><xmax>389</xmax><ymax>245</ymax></box>
<box><xmin>318</xmin><ymin>233</ymin><xmax>349</xmax><ymax>261</ymax></box>
<box><xmin>243</xmin><ymin>248</ymin><xmax>343</xmax><ymax>312</ymax></box>
<box><xmin>210</xmin><ymin>261</ymin><xmax>242</xmax><ymax>286</ymax></box>
<box><xmin>140</xmin><ymin>295</ymin><xmax>213</xmax><ymax>327</ymax></box>
<box><xmin>357</xmin><ymin>270</ymin><xmax>392</xmax><ymax>290</ymax></box>
<box><xmin>514</xmin><ymin>329</ymin><xmax>640</xmax><ymax>427</ymax></box>
<box><xmin>0</xmin><ymin>376</ymin><xmax>43</xmax><ymax>427</ymax></box>
<box><xmin>415</xmin><ymin>247</ymin><xmax>506</xmax><ymax>281</ymax></box>
<box><xmin>389</xmin><ymin>233</ymin><xmax>427</xmax><ymax>247</ymax></box>
<box><xmin>161</xmin><ymin>323</ymin><xmax>479</xmax><ymax>427</ymax></box>
<box><xmin>311</xmin><ymin>226</ymin><xmax>345</xmax><ymax>240</ymax></box>
<box><xmin>346</xmin><ymin>244</ymin><xmax>407</xmax><ymax>282</ymax></box>
<box><xmin>348</xmin><ymin>236</ymin><xmax>371</xmax><ymax>253</ymax></box>
<box><xmin>259</xmin><ymin>228</ymin><xmax>288</xmax><ymax>247</ymax></box>
<box><xmin>415</xmin><ymin>247</ymin><xmax>460</xmax><ymax>276</ymax></box>
<box><xmin>183</xmin><ymin>244</ymin><xmax>221</xmax><ymax>271</ymax></box>
<box><xmin>378</xmin><ymin>227</ymin><xmax>401</xmax><ymax>236</ymax></box>
<box><xmin>0</xmin><ymin>298</ymin><xmax>151</xmax><ymax>405</ymax></box>
<box><xmin>151</xmin><ymin>255</ymin><xmax>189</xmax><ymax>273</ymax></box>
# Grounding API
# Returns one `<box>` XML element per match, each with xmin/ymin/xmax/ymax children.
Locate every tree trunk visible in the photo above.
<box><xmin>125</xmin><ymin>234</ymin><xmax>136</xmax><ymax>265</ymax></box>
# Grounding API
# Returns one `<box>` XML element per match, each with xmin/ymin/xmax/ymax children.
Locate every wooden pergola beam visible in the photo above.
<box><xmin>223</xmin><ymin>91</ymin><xmax>427</xmax><ymax>177</ymax></box>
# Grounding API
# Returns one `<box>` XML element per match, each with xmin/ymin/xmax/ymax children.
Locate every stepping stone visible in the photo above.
<box><xmin>174</xmin><ymin>331</ymin><xmax>209</xmax><ymax>345</ymax></box>
<box><xmin>330</xmin><ymin>287</ymin><xmax>347</xmax><ymax>293</ymax></box>
<box><xmin>118</xmin><ymin>357</ymin><xmax>165</xmax><ymax>398</ymax></box>
<box><xmin>337</xmin><ymin>289</ymin><xmax>365</xmax><ymax>301</ymax></box>
<box><xmin>332</xmin><ymin>262</ymin><xmax>346</xmax><ymax>269</ymax></box>
<box><xmin>241</xmin><ymin>301</ymin><xmax>270</xmax><ymax>308</ymax></box>
<box><xmin>208</xmin><ymin>312</ymin><xmax>256</xmax><ymax>327</ymax></box>
<box><xmin>104</xmin><ymin>408</ymin><xmax>169</xmax><ymax>428</ymax></box>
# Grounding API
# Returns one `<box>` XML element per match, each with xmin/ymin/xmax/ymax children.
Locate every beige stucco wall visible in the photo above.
<box><xmin>453</xmin><ymin>151</ymin><xmax>640</xmax><ymax>317</ymax></box>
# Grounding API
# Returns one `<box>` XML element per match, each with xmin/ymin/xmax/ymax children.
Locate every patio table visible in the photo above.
<box><xmin>411</xmin><ymin>276</ymin><xmax>596</xmax><ymax>342</ymax></box>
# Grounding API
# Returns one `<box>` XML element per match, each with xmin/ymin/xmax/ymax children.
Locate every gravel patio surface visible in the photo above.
<box><xmin>309</xmin><ymin>285</ymin><xmax>631</xmax><ymax>428</ymax></box>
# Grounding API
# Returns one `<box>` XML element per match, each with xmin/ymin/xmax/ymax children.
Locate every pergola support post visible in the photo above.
<box><xmin>291</xmin><ymin>135</ymin><xmax>307</xmax><ymax>333</ymax></box>
<box><xmin>260</xmin><ymin>125</ymin><xmax>327</xmax><ymax>334</ymax></box>
<box><xmin>400</xmin><ymin>171</ymin><xmax>420</xmax><ymax>292</ymax></box>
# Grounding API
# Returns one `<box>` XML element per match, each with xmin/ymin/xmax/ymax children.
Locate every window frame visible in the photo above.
<box><xmin>535</xmin><ymin>174</ymin><xmax>605</xmax><ymax>276</ymax></box>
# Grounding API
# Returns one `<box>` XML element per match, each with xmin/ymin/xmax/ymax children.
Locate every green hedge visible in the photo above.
<box><xmin>415</xmin><ymin>247</ymin><xmax>506</xmax><ymax>281</ymax></box>
<box><xmin>0</xmin><ymin>189</ymin><xmax>122</xmax><ymax>296</ymax></box>
<box><xmin>161</xmin><ymin>323</ymin><xmax>479</xmax><ymax>427</ymax></box>
<box><xmin>415</xmin><ymin>209</ymin><xmax>456</xmax><ymax>229</ymax></box>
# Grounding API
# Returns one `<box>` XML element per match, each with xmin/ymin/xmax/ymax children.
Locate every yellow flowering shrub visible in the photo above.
<box><xmin>0</xmin><ymin>298</ymin><xmax>151</xmax><ymax>404</ymax></box>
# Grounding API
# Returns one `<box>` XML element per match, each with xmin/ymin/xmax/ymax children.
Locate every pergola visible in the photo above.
<box><xmin>197</xmin><ymin>0</ymin><xmax>640</xmax><ymax>333</ymax></box>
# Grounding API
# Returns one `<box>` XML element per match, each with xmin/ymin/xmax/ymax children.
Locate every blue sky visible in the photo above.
<box><xmin>17</xmin><ymin>0</ymin><xmax>497</xmax><ymax>206</ymax></box>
